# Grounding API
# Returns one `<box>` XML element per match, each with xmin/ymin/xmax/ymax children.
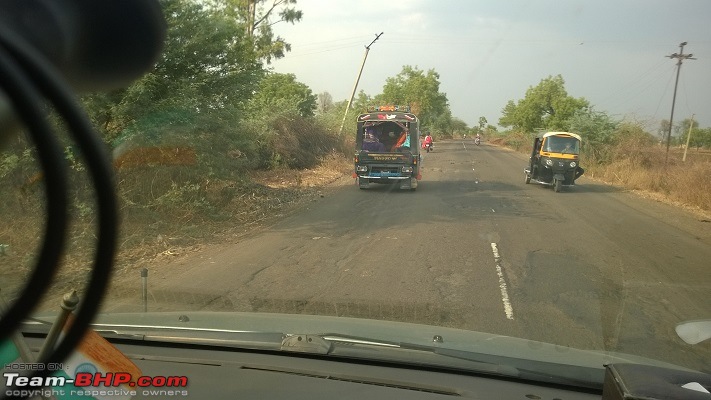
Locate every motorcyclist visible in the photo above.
<box><xmin>423</xmin><ymin>133</ymin><xmax>433</xmax><ymax>148</ymax></box>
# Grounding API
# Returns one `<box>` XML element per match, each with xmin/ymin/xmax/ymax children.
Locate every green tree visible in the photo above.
<box><xmin>678</xmin><ymin>118</ymin><xmax>699</xmax><ymax>138</ymax></box>
<box><xmin>352</xmin><ymin>90</ymin><xmax>372</xmax><ymax>113</ymax></box>
<box><xmin>83</xmin><ymin>0</ymin><xmax>264</xmax><ymax>144</ymax></box>
<box><xmin>317</xmin><ymin>92</ymin><xmax>333</xmax><ymax>114</ymax></box>
<box><xmin>450</xmin><ymin>117</ymin><xmax>468</xmax><ymax>136</ymax></box>
<box><xmin>567</xmin><ymin>108</ymin><xmax>619</xmax><ymax>162</ymax></box>
<box><xmin>568</xmin><ymin>108</ymin><xmax>619</xmax><ymax>146</ymax></box>
<box><xmin>499</xmin><ymin>75</ymin><xmax>589</xmax><ymax>132</ymax></box>
<box><xmin>210</xmin><ymin>0</ymin><xmax>303</xmax><ymax>63</ymax></box>
<box><xmin>380</xmin><ymin>66</ymin><xmax>450</xmax><ymax>128</ymax></box>
<box><xmin>689</xmin><ymin>127</ymin><xmax>711</xmax><ymax>150</ymax></box>
<box><xmin>658</xmin><ymin>119</ymin><xmax>671</xmax><ymax>140</ymax></box>
<box><xmin>431</xmin><ymin>108</ymin><xmax>454</xmax><ymax>137</ymax></box>
<box><xmin>478</xmin><ymin>116</ymin><xmax>487</xmax><ymax>131</ymax></box>
<box><xmin>248</xmin><ymin>73</ymin><xmax>317</xmax><ymax>117</ymax></box>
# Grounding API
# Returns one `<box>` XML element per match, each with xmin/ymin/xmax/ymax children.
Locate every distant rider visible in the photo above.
<box><xmin>423</xmin><ymin>133</ymin><xmax>433</xmax><ymax>148</ymax></box>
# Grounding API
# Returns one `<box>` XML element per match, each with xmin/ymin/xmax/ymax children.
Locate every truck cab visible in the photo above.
<box><xmin>353</xmin><ymin>105</ymin><xmax>421</xmax><ymax>191</ymax></box>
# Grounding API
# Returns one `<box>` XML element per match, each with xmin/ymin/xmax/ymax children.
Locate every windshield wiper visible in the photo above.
<box><xmin>20</xmin><ymin>322</ymin><xmax>602</xmax><ymax>388</ymax></box>
<box><xmin>319</xmin><ymin>333</ymin><xmax>603</xmax><ymax>389</ymax></box>
<box><xmin>21</xmin><ymin>319</ymin><xmax>289</xmax><ymax>351</ymax></box>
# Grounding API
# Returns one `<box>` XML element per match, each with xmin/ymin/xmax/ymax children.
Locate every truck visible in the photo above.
<box><xmin>352</xmin><ymin>105</ymin><xmax>421</xmax><ymax>191</ymax></box>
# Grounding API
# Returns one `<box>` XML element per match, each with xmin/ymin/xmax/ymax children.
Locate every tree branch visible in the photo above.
<box><xmin>253</xmin><ymin>0</ymin><xmax>286</xmax><ymax>30</ymax></box>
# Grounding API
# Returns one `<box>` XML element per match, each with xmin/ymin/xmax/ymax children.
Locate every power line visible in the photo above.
<box><xmin>651</xmin><ymin>64</ymin><xmax>677</xmax><ymax>121</ymax></box>
<box><xmin>600</xmin><ymin>60</ymin><xmax>672</xmax><ymax>112</ymax></box>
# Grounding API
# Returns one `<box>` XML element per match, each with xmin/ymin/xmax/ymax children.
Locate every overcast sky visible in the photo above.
<box><xmin>270</xmin><ymin>0</ymin><xmax>711</xmax><ymax>132</ymax></box>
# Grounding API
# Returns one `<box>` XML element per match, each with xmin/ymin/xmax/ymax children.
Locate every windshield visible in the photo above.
<box><xmin>2</xmin><ymin>0</ymin><xmax>711</xmax><ymax>391</ymax></box>
<box><xmin>543</xmin><ymin>136</ymin><xmax>580</xmax><ymax>154</ymax></box>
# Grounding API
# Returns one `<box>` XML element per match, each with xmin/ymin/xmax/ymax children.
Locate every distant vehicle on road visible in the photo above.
<box><xmin>524</xmin><ymin>131</ymin><xmax>584</xmax><ymax>192</ymax></box>
<box><xmin>353</xmin><ymin>105</ymin><xmax>421</xmax><ymax>191</ymax></box>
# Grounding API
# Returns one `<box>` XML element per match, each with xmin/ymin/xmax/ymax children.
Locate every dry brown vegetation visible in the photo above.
<box><xmin>0</xmin><ymin>120</ymin><xmax>353</xmax><ymax>307</ymax></box>
<box><xmin>585</xmin><ymin>147</ymin><xmax>711</xmax><ymax>213</ymax></box>
<box><xmin>493</xmin><ymin>133</ymin><xmax>711</xmax><ymax>214</ymax></box>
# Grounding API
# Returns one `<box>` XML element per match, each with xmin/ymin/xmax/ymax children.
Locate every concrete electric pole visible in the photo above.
<box><xmin>338</xmin><ymin>32</ymin><xmax>383</xmax><ymax>136</ymax></box>
<box><xmin>664</xmin><ymin>42</ymin><xmax>696</xmax><ymax>164</ymax></box>
<box><xmin>682</xmin><ymin>113</ymin><xmax>695</xmax><ymax>162</ymax></box>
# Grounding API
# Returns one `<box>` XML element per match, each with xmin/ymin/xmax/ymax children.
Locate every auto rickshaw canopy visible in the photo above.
<box><xmin>539</xmin><ymin>131</ymin><xmax>582</xmax><ymax>142</ymax></box>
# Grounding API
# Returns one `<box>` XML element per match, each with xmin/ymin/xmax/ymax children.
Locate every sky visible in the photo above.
<box><xmin>270</xmin><ymin>0</ymin><xmax>711</xmax><ymax>132</ymax></box>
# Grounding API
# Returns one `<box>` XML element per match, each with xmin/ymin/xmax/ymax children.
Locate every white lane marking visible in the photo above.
<box><xmin>490</xmin><ymin>243</ymin><xmax>514</xmax><ymax>320</ymax></box>
<box><xmin>462</xmin><ymin>142</ymin><xmax>467</xmax><ymax>151</ymax></box>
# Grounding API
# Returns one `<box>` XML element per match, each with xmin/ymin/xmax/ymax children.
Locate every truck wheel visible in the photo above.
<box><xmin>358</xmin><ymin>178</ymin><xmax>369</xmax><ymax>190</ymax></box>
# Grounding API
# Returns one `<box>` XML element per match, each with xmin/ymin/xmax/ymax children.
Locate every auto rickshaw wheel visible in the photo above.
<box><xmin>554</xmin><ymin>179</ymin><xmax>562</xmax><ymax>192</ymax></box>
<box><xmin>524</xmin><ymin>174</ymin><xmax>531</xmax><ymax>184</ymax></box>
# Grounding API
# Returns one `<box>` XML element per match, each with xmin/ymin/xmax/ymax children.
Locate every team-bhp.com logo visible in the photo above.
<box><xmin>4</xmin><ymin>371</ymin><xmax>189</xmax><ymax>398</ymax></box>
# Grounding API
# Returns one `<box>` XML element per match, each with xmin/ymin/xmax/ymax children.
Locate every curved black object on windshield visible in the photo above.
<box><xmin>0</xmin><ymin>1</ymin><xmax>165</xmax><ymax>398</ymax></box>
<box><xmin>0</xmin><ymin>0</ymin><xmax>166</xmax><ymax>91</ymax></box>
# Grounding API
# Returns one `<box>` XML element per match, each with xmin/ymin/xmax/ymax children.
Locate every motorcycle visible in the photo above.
<box><xmin>424</xmin><ymin>142</ymin><xmax>433</xmax><ymax>153</ymax></box>
<box><xmin>474</xmin><ymin>137</ymin><xmax>481</xmax><ymax>146</ymax></box>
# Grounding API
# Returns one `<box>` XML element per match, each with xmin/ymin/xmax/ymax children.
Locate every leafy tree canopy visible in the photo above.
<box><xmin>478</xmin><ymin>116</ymin><xmax>487</xmax><ymax>130</ymax></box>
<box><xmin>499</xmin><ymin>75</ymin><xmax>589</xmax><ymax>132</ymax></box>
<box><xmin>567</xmin><ymin>108</ymin><xmax>619</xmax><ymax>147</ymax></box>
<box><xmin>248</xmin><ymin>72</ymin><xmax>317</xmax><ymax>117</ymax></box>
<box><xmin>380</xmin><ymin>66</ymin><xmax>450</xmax><ymax>129</ymax></box>
<box><xmin>83</xmin><ymin>0</ymin><xmax>265</xmax><ymax>144</ymax></box>
<box><xmin>208</xmin><ymin>0</ymin><xmax>303</xmax><ymax>63</ymax></box>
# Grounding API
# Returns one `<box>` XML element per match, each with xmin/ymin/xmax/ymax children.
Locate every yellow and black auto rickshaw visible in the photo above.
<box><xmin>524</xmin><ymin>131</ymin><xmax>584</xmax><ymax>192</ymax></box>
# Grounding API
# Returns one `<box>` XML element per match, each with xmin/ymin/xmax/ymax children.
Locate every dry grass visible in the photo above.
<box><xmin>1</xmin><ymin>149</ymin><xmax>353</xmax><ymax>306</ymax></box>
<box><xmin>492</xmin><ymin>133</ymin><xmax>711</xmax><ymax>214</ymax></box>
<box><xmin>251</xmin><ymin>152</ymin><xmax>352</xmax><ymax>189</ymax></box>
<box><xmin>587</xmin><ymin>154</ymin><xmax>711</xmax><ymax>213</ymax></box>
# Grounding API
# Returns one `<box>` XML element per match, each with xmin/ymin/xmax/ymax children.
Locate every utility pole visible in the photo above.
<box><xmin>682</xmin><ymin>113</ymin><xmax>695</xmax><ymax>162</ymax></box>
<box><xmin>664</xmin><ymin>42</ymin><xmax>696</xmax><ymax>164</ymax></box>
<box><xmin>338</xmin><ymin>32</ymin><xmax>383</xmax><ymax>136</ymax></box>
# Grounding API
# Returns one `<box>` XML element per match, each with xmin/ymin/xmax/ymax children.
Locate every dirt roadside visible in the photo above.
<box><xmin>33</xmin><ymin>156</ymin><xmax>355</xmax><ymax>311</ymax></box>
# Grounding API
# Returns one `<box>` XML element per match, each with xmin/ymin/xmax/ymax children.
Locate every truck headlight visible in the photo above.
<box><xmin>570</xmin><ymin>161</ymin><xmax>577</xmax><ymax>168</ymax></box>
<box><xmin>402</xmin><ymin>166</ymin><xmax>413</xmax><ymax>173</ymax></box>
<box><xmin>356</xmin><ymin>165</ymin><xmax>368</xmax><ymax>172</ymax></box>
<box><xmin>545</xmin><ymin>159</ymin><xmax>553</xmax><ymax>166</ymax></box>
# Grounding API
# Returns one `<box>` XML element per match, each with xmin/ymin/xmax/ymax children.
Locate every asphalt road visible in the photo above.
<box><xmin>105</xmin><ymin>140</ymin><xmax>711</xmax><ymax>372</ymax></box>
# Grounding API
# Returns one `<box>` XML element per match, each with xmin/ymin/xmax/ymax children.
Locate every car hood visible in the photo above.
<box><xmin>40</xmin><ymin>310</ymin><xmax>691</xmax><ymax>373</ymax></box>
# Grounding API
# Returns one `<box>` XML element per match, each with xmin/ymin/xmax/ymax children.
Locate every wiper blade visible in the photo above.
<box><xmin>317</xmin><ymin>333</ymin><xmax>603</xmax><ymax>388</ymax></box>
<box><xmin>21</xmin><ymin>320</ymin><xmax>288</xmax><ymax>351</ymax></box>
<box><xmin>318</xmin><ymin>333</ymin><xmax>520</xmax><ymax>376</ymax></box>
